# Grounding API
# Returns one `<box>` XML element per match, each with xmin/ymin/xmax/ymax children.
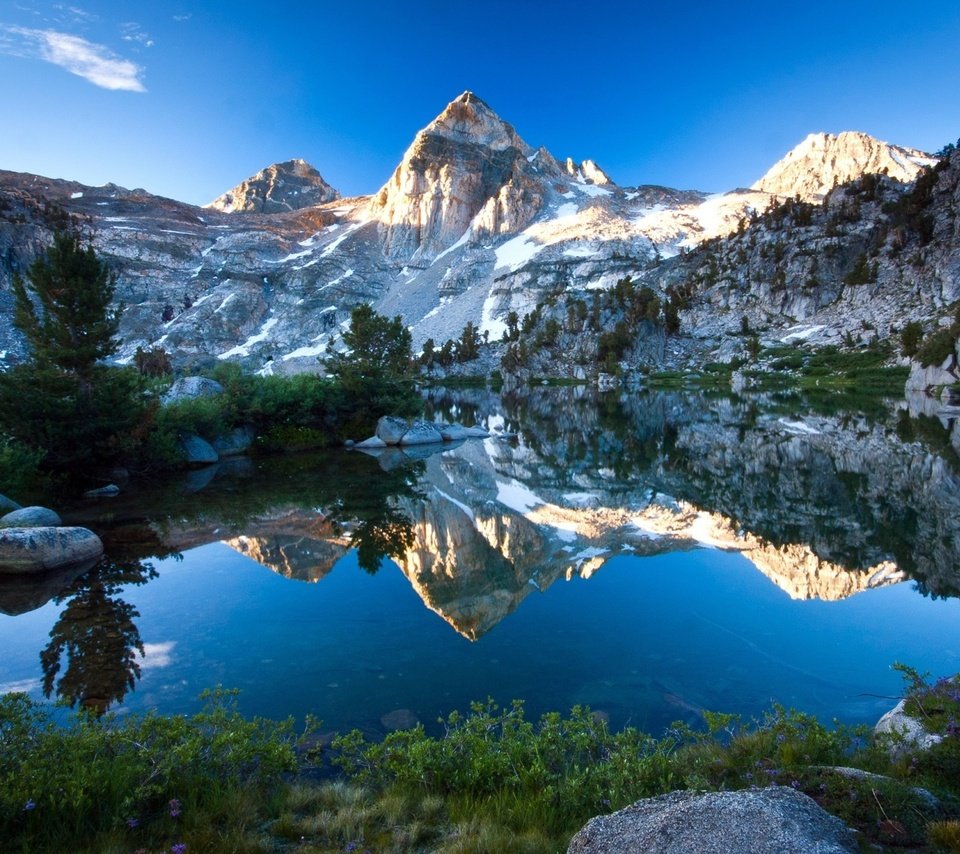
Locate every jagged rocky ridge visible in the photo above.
<box><xmin>0</xmin><ymin>91</ymin><xmax>950</xmax><ymax>374</ymax></box>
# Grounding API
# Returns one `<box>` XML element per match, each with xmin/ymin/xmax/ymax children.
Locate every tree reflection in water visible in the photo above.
<box><xmin>40</xmin><ymin>558</ymin><xmax>159</xmax><ymax>715</ymax></box>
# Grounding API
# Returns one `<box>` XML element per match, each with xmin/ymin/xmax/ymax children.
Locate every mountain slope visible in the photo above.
<box><xmin>0</xmin><ymin>93</ymin><xmax>945</xmax><ymax>374</ymax></box>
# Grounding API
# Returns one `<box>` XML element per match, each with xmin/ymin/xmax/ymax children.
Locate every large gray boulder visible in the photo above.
<box><xmin>0</xmin><ymin>506</ymin><xmax>62</xmax><ymax>528</ymax></box>
<box><xmin>179</xmin><ymin>433</ymin><xmax>219</xmax><ymax>465</ymax></box>
<box><xmin>212</xmin><ymin>425</ymin><xmax>255</xmax><ymax>457</ymax></box>
<box><xmin>162</xmin><ymin>376</ymin><xmax>225</xmax><ymax>404</ymax></box>
<box><xmin>399</xmin><ymin>420</ymin><xmax>444</xmax><ymax>446</ymax></box>
<box><xmin>567</xmin><ymin>787</ymin><xmax>858</xmax><ymax>854</ymax></box>
<box><xmin>0</xmin><ymin>527</ymin><xmax>104</xmax><ymax>574</ymax></box>
<box><xmin>376</xmin><ymin>416</ymin><xmax>409</xmax><ymax>445</ymax></box>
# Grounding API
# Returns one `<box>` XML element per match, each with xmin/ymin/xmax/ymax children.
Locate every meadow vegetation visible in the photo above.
<box><xmin>1</xmin><ymin>670</ymin><xmax>958</xmax><ymax>853</ymax></box>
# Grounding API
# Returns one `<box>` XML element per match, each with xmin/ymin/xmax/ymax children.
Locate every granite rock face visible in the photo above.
<box><xmin>207</xmin><ymin>159</ymin><xmax>340</xmax><ymax>213</ymax></box>
<box><xmin>367</xmin><ymin>91</ymin><xmax>552</xmax><ymax>260</ymax></box>
<box><xmin>567</xmin><ymin>787</ymin><xmax>858</xmax><ymax>854</ymax></box>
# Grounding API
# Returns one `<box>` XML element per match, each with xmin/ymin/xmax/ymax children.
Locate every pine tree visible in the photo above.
<box><xmin>12</xmin><ymin>232</ymin><xmax>123</xmax><ymax>389</ymax></box>
<box><xmin>0</xmin><ymin>231</ymin><xmax>145</xmax><ymax>473</ymax></box>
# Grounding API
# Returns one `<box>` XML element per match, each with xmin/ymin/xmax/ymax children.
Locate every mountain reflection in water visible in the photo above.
<box><xmin>2</xmin><ymin>387</ymin><xmax>958</xmax><ymax>718</ymax></box>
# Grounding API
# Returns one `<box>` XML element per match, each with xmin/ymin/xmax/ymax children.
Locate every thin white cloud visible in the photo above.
<box><xmin>119</xmin><ymin>21</ymin><xmax>154</xmax><ymax>48</ymax></box>
<box><xmin>0</xmin><ymin>25</ymin><xmax>145</xmax><ymax>91</ymax></box>
<box><xmin>172</xmin><ymin>13</ymin><xmax>192</xmax><ymax>22</ymax></box>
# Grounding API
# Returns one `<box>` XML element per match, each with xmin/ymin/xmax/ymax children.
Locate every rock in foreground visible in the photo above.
<box><xmin>567</xmin><ymin>787</ymin><xmax>858</xmax><ymax>854</ymax></box>
<box><xmin>0</xmin><ymin>527</ymin><xmax>104</xmax><ymax>574</ymax></box>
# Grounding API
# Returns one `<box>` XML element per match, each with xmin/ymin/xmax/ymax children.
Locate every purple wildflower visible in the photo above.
<box><xmin>23</xmin><ymin>799</ymin><xmax>35</xmax><ymax>811</ymax></box>
<box><xmin>790</xmin><ymin>779</ymin><xmax>800</xmax><ymax>789</ymax></box>
<box><xmin>171</xmin><ymin>844</ymin><xmax>188</xmax><ymax>854</ymax></box>
<box><xmin>169</xmin><ymin>798</ymin><xmax>182</xmax><ymax>818</ymax></box>
<box><xmin>127</xmin><ymin>817</ymin><xmax>139</xmax><ymax>829</ymax></box>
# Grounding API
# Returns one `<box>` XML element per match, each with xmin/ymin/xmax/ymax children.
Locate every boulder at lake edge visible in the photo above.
<box><xmin>179</xmin><ymin>433</ymin><xmax>219</xmax><ymax>466</ymax></box>
<box><xmin>212</xmin><ymin>425</ymin><xmax>255</xmax><ymax>457</ymax></box>
<box><xmin>0</xmin><ymin>527</ymin><xmax>104</xmax><ymax>574</ymax></box>
<box><xmin>399</xmin><ymin>420</ymin><xmax>444</xmax><ymax>446</ymax></box>
<box><xmin>567</xmin><ymin>787</ymin><xmax>858</xmax><ymax>854</ymax></box>
<box><xmin>376</xmin><ymin>416</ymin><xmax>409</xmax><ymax>445</ymax></box>
<box><xmin>0</xmin><ymin>506</ymin><xmax>62</xmax><ymax>529</ymax></box>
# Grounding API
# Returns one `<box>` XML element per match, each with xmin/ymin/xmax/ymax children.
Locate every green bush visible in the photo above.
<box><xmin>0</xmin><ymin>688</ymin><xmax>302</xmax><ymax>852</ymax></box>
<box><xmin>918</xmin><ymin>328</ymin><xmax>958</xmax><ymax>368</ymax></box>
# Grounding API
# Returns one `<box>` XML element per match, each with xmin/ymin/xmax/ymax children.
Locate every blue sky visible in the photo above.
<box><xmin>2</xmin><ymin>1</ymin><xmax>959</xmax><ymax>206</ymax></box>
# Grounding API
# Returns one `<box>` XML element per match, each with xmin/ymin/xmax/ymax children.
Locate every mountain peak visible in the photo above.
<box><xmin>752</xmin><ymin>131</ymin><xmax>937</xmax><ymax>201</ymax></box>
<box><xmin>206</xmin><ymin>159</ymin><xmax>340</xmax><ymax>214</ymax></box>
<box><xmin>422</xmin><ymin>91</ymin><xmax>530</xmax><ymax>154</ymax></box>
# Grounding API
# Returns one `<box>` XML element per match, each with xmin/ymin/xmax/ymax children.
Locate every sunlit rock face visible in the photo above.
<box><xmin>367</xmin><ymin>91</ymin><xmax>552</xmax><ymax>260</ymax></box>
<box><xmin>751</xmin><ymin>131</ymin><xmax>935</xmax><ymax>202</ymax></box>
<box><xmin>207</xmin><ymin>159</ymin><xmax>340</xmax><ymax>213</ymax></box>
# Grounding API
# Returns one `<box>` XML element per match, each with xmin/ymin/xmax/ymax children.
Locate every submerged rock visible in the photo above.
<box><xmin>567</xmin><ymin>787</ymin><xmax>857</xmax><ymax>854</ymax></box>
<box><xmin>84</xmin><ymin>484</ymin><xmax>121</xmax><ymax>498</ymax></box>
<box><xmin>380</xmin><ymin>708</ymin><xmax>419</xmax><ymax>730</ymax></box>
<box><xmin>0</xmin><ymin>527</ymin><xmax>104</xmax><ymax>574</ymax></box>
<box><xmin>0</xmin><ymin>506</ymin><xmax>62</xmax><ymax>528</ymax></box>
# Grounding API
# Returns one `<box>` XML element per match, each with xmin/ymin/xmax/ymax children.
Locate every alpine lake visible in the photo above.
<box><xmin>2</xmin><ymin>386</ymin><xmax>959</xmax><ymax>742</ymax></box>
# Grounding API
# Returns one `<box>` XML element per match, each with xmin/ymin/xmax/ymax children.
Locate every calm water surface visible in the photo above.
<box><xmin>1</xmin><ymin>388</ymin><xmax>959</xmax><ymax>737</ymax></box>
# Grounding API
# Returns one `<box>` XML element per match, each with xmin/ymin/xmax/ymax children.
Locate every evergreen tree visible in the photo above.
<box><xmin>326</xmin><ymin>304</ymin><xmax>418</xmax><ymax>436</ymax></box>
<box><xmin>0</xmin><ymin>231</ymin><xmax>146</xmax><ymax>474</ymax></box>
<box><xmin>12</xmin><ymin>232</ymin><xmax>122</xmax><ymax>389</ymax></box>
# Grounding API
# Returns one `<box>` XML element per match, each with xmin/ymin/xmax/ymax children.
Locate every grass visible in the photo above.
<box><xmin>2</xmin><ymin>672</ymin><xmax>959</xmax><ymax>852</ymax></box>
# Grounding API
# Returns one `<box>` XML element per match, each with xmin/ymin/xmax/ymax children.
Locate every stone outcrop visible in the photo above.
<box><xmin>0</xmin><ymin>526</ymin><xmax>104</xmax><ymax>573</ymax></box>
<box><xmin>905</xmin><ymin>353</ymin><xmax>959</xmax><ymax>392</ymax></box>
<box><xmin>567</xmin><ymin>787</ymin><xmax>858</xmax><ymax>854</ymax></box>
<box><xmin>207</xmin><ymin>159</ymin><xmax>339</xmax><ymax>213</ymax></box>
